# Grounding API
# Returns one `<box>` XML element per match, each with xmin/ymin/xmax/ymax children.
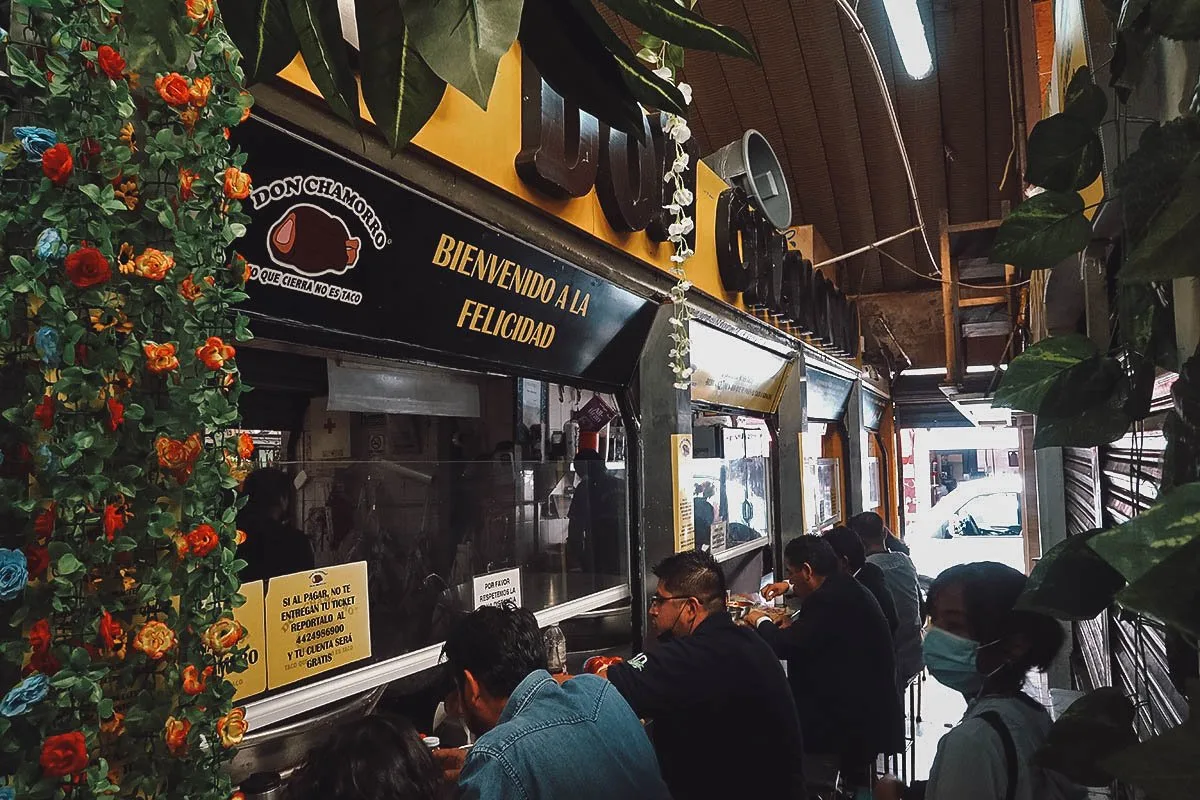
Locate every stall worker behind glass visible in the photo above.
<box><xmin>750</xmin><ymin>536</ymin><xmax>904</xmax><ymax>799</ymax></box>
<box><xmin>432</xmin><ymin>603</ymin><xmax>670</xmax><ymax>800</ymax></box>
<box><xmin>236</xmin><ymin>467</ymin><xmax>315</xmax><ymax>585</ymax></box>
<box><xmin>599</xmin><ymin>550</ymin><xmax>807</xmax><ymax>800</ymax></box>
<box><xmin>566</xmin><ymin>449</ymin><xmax>622</xmax><ymax>576</ymax></box>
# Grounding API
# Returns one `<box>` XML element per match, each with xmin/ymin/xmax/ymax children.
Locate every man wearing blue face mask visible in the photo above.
<box><xmin>875</xmin><ymin>562</ymin><xmax>1086</xmax><ymax>800</ymax></box>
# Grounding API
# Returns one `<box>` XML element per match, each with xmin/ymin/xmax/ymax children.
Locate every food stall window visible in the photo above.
<box><xmin>692</xmin><ymin>415</ymin><xmax>773</xmax><ymax>560</ymax></box>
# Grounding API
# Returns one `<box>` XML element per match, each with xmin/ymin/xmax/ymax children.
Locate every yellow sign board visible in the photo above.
<box><xmin>265</xmin><ymin>562</ymin><xmax>371</xmax><ymax>690</ymax></box>
<box><xmin>228</xmin><ymin>580</ymin><xmax>267</xmax><ymax>701</ymax></box>
<box><xmin>688</xmin><ymin>321</ymin><xmax>792</xmax><ymax>413</ymax></box>
<box><xmin>671</xmin><ymin>434</ymin><xmax>696</xmax><ymax>553</ymax></box>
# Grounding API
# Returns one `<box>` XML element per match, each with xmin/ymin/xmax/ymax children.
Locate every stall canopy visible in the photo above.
<box><xmin>892</xmin><ymin>373</ymin><xmax>973</xmax><ymax>428</ymax></box>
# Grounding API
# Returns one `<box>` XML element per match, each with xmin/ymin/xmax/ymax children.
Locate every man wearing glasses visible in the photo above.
<box><xmin>602</xmin><ymin>550</ymin><xmax>807</xmax><ymax>800</ymax></box>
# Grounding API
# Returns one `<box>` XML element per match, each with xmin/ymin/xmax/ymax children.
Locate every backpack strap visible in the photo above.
<box><xmin>978</xmin><ymin>710</ymin><xmax>1018</xmax><ymax>800</ymax></box>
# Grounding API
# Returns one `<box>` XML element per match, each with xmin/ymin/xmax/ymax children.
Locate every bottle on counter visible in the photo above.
<box><xmin>543</xmin><ymin>623</ymin><xmax>567</xmax><ymax>675</ymax></box>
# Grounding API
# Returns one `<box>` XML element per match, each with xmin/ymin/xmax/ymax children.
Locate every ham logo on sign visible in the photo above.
<box><xmin>268</xmin><ymin>203</ymin><xmax>361</xmax><ymax>277</ymax></box>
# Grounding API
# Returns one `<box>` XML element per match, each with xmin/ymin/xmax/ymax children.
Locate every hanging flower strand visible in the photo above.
<box><xmin>640</xmin><ymin>43</ymin><xmax>695</xmax><ymax>391</ymax></box>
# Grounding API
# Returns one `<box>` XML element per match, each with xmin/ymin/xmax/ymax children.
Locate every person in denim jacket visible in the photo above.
<box><xmin>434</xmin><ymin>603</ymin><xmax>670</xmax><ymax>800</ymax></box>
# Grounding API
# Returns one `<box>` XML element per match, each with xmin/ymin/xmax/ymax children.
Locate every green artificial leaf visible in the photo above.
<box><xmin>1063</xmin><ymin>66</ymin><xmax>1108</xmax><ymax>127</ymax></box>
<box><xmin>123</xmin><ymin>0</ymin><xmax>190</xmax><ymax>73</ymax></box>
<box><xmin>1089</xmin><ymin>483</ymin><xmax>1200</xmax><ymax>585</ymax></box>
<box><xmin>6</xmin><ymin>47</ymin><xmax>50</xmax><ymax>88</ymax></box>
<box><xmin>518</xmin><ymin>0</ymin><xmax>647</xmax><ymax>138</ymax></box>
<box><xmin>1148</xmin><ymin>0</ymin><xmax>1200</xmax><ymax>40</ymax></box>
<box><xmin>219</xmin><ymin>0</ymin><xmax>301</xmax><ymax>82</ymax></box>
<box><xmin>991</xmin><ymin>190</ymin><xmax>1092</xmax><ymax>271</ymax></box>
<box><xmin>1036</xmin><ymin>687</ymin><xmax>1138</xmax><ymax>786</ymax></box>
<box><xmin>1034</xmin><ymin>380</ymin><xmax>1132</xmax><ymax>449</ymax></box>
<box><xmin>358</xmin><ymin>0</ymin><xmax>448</xmax><ymax>152</ymax></box>
<box><xmin>993</xmin><ymin>334</ymin><xmax>1101</xmax><ymax>413</ymax></box>
<box><xmin>401</xmin><ymin>0</ymin><xmax>522</xmax><ymax>110</ymax></box>
<box><xmin>1114</xmin><ymin>118</ymin><xmax>1200</xmax><ymax>245</ymax></box>
<box><xmin>598</xmin><ymin>0</ymin><xmax>758</xmax><ymax>62</ymax></box>
<box><xmin>285</xmin><ymin>0</ymin><xmax>361</xmax><ymax>126</ymax></box>
<box><xmin>56</xmin><ymin>553</ymin><xmax>83</xmax><ymax>575</ymax></box>
<box><xmin>1025</xmin><ymin>115</ymin><xmax>1104</xmax><ymax>192</ymax></box>
<box><xmin>1017</xmin><ymin>529</ymin><xmax>1127</xmax><ymax>620</ymax></box>
<box><xmin>567</xmin><ymin>0</ymin><xmax>687</xmax><ymax>118</ymax></box>
<box><xmin>1115</xmin><ymin>535</ymin><xmax>1200</xmax><ymax>637</ymax></box>
<box><xmin>1102</xmin><ymin>714</ymin><xmax>1200</xmax><ymax>800</ymax></box>
<box><xmin>1121</xmin><ymin>165</ymin><xmax>1200</xmax><ymax>282</ymax></box>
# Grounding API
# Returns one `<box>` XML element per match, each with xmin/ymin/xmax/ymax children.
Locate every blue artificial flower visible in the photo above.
<box><xmin>34</xmin><ymin>228</ymin><xmax>65</xmax><ymax>262</ymax></box>
<box><xmin>0</xmin><ymin>786</ymin><xmax>14</xmax><ymax>800</ymax></box>
<box><xmin>11</xmin><ymin>127</ymin><xmax>57</xmax><ymax>162</ymax></box>
<box><xmin>34</xmin><ymin>327</ymin><xmax>61</xmax><ymax>367</ymax></box>
<box><xmin>0</xmin><ymin>673</ymin><xmax>49</xmax><ymax>717</ymax></box>
<box><xmin>0</xmin><ymin>548</ymin><xmax>28</xmax><ymax>602</ymax></box>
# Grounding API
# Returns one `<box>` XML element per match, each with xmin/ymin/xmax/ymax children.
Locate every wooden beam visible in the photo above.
<box><xmin>960</xmin><ymin>295</ymin><xmax>1010</xmax><ymax>308</ymax></box>
<box><xmin>946</xmin><ymin>219</ymin><xmax>1005</xmax><ymax>233</ymax></box>
<box><xmin>941</xmin><ymin>210</ymin><xmax>961</xmax><ymax>385</ymax></box>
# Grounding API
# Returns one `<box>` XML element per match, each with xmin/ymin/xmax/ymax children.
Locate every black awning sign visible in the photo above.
<box><xmin>235</xmin><ymin>118</ymin><xmax>657</xmax><ymax>386</ymax></box>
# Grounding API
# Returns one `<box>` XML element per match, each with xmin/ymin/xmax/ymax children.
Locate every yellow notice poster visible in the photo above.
<box><xmin>228</xmin><ymin>580</ymin><xmax>267</xmax><ymax>701</ymax></box>
<box><xmin>671</xmin><ymin>434</ymin><xmax>696</xmax><ymax>553</ymax></box>
<box><xmin>265</xmin><ymin>562</ymin><xmax>371</xmax><ymax>690</ymax></box>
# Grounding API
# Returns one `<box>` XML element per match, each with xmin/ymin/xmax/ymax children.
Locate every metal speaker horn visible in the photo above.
<box><xmin>702</xmin><ymin>129</ymin><xmax>793</xmax><ymax>231</ymax></box>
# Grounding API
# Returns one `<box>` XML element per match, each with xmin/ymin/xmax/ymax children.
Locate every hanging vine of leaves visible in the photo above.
<box><xmin>0</xmin><ymin>1</ymin><xmax>254</xmax><ymax>797</ymax></box>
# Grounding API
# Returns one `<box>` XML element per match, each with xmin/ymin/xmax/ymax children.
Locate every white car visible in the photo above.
<box><xmin>906</xmin><ymin>476</ymin><xmax>1026</xmax><ymax>582</ymax></box>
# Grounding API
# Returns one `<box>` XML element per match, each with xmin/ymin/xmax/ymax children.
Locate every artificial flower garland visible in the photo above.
<box><xmin>0</xmin><ymin>1</ymin><xmax>255</xmax><ymax>798</ymax></box>
<box><xmin>639</xmin><ymin>41</ymin><xmax>696</xmax><ymax>391</ymax></box>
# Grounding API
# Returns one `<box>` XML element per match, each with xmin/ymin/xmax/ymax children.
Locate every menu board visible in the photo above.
<box><xmin>228</xmin><ymin>580</ymin><xmax>267</xmax><ymax>701</ymax></box>
<box><xmin>265</xmin><ymin>562</ymin><xmax>371</xmax><ymax>689</ymax></box>
<box><xmin>671</xmin><ymin>434</ymin><xmax>696</xmax><ymax>553</ymax></box>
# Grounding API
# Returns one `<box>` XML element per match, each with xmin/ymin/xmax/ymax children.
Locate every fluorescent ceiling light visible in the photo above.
<box><xmin>882</xmin><ymin>0</ymin><xmax>934</xmax><ymax>79</ymax></box>
<box><xmin>966</xmin><ymin>364</ymin><xmax>1009</xmax><ymax>374</ymax></box>
<box><xmin>900</xmin><ymin>367</ymin><xmax>947</xmax><ymax>376</ymax></box>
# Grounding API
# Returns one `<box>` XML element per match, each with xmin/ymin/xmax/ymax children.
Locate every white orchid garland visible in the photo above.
<box><xmin>642</xmin><ymin>45</ymin><xmax>695</xmax><ymax>390</ymax></box>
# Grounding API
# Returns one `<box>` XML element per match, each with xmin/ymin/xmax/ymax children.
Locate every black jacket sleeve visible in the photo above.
<box><xmin>607</xmin><ymin>642</ymin><xmax>699</xmax><ymax>719</ymax></box>
<box><xmin>753</xmin><ymin>604</ymin><xmax>833</xmax><ymax>662</ymax></box>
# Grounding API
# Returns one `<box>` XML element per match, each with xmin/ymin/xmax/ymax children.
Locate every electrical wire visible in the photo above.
<box><xmin>870</xmin><ymin>243</ymin><xmax>1033</xmax><ymax>291</ymax></box>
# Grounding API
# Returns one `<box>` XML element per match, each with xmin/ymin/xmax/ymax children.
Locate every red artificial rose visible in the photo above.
<box><xmin>33</xmin><ymin>394</ymin><xmax>55</xmax><ymax>430</ymax></box>
<box><xmin>34</xmin><ymin>503</ymin><xmax>57</xmax><ymax>540</ymax></box>
<box><xmin>155</xmin><ymin>73</ymin><xmax>191</xmax><ymax>106</ymax></box>
<box><xmin>30</xmin><ymin>619</ymin><xmax>52</xmax><ymax>653</ymax></box>
<box><xmin>41</xmin><ymin>143</ymin><xmax>73</xmax><ymax>186</ymax></box>
<box><xmin>181</xmin><ymin>664</ymin><xmax>214</xmax><ymax>695</ymax></box>
<box><xmin>99</xmin><ymin>610</ymin><xmax>124</xmax><ymax>652</ymax></box>
<box><xmin>25</xmin><ymin>544</ymin><xmax>49</xmax><ymax>578</ymax></box>
<box><xmin>102</xmin><ymin>504</ymin><xmax>126</xmax><ymax>542</ymax></box>
<box><xmin>106</xmin><ymin>397</ymin><xmax>124</xmax><ymax>431</ymax></box>
<box><xmin>75</xmin><ymin>343</ymin><xmax>88</xmax><ymax>365</ymax></box>
<box><xmin>97</xmin><ymin>45</ymin><xmax>126</xmax><ymax>80</ymax></box>
<box><xmin>65</xmin><ymin>247</ymin><xmax>112</xmax><ymax>288</ymax></box>
<box><xmin>40</xmin><ymin>731</ymin><xmax>88</xmax><ymax>777</ymax></box>
<box><xmin>80</xmin><ymin>138</ymin><xmax>101</xmax><ymax>169</ymax></box>
<box><xmin>26</xmin><ymin>649</ymin><xmax>61</xmax><ymax>676</ymax></box>
<box><xmin>185</xmin><ymin>524</ymin><xmax>219</xmax><ymax>557</ymax></box>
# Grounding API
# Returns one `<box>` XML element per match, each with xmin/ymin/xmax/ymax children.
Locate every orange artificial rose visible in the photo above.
<box><xmin>186</xmin><ymin>0</ymin><xmax>215</xmax><ymax>26</ymax></box>
<box><xmin>235</xmin><ymin>529</ymin><xmax>247</xmax><ymax>545</ymax></box>
<box><xmin>65</xmin><ymin>247</ymin><xmax>112</xmax><ymax>288</ymax></box>
<box><xmin>156</xmin><ymin>433</ymin><xmax>202</xmax><ymax>483</ymax></box>
<box><xmin>179</xmin><ymin>106</ymin><xmax>200</xmax><ymax>130</ymax></box>
<box><xmin>102</xmin><ymin>503</ymin><xmax>126</xmax><ymax>541</ymax></box>
<box><xmin>132</xmin><ymin>620</ymin><xmax>176</xmax><ymax>660</ymax></box>
<box><xmin>237</xmin><ymin>432</ymin><xmax>255</xmax><ymax>460</ymax></box>
<box><xmin>41</xmin><ymin>143</ymin><xmax>73</xmax><ymax>186</ymax></box>
<box><xmin>164</xmin><ymin>716</ymin><xmax>191</xmax><ymax>756</ymax></box>
<box><xmin>133</xmin><ymin>248</ymin><xmax>174</xmax><ymax>281</ymax></box>
<box><xmin>178</xmin><ymin>167</ymin><xmax>199</xmax><ymax>201</ymax></box>
<box><xmin>97</xmin><ymin>45</ymin><xmax>126</xmax><ymax>80</ymax></box>
<box><xmin>217</xmin><ymin>707</ymin><xmax>248</xmax><ymax>748</ymax></box>
<box><xmin>100</xmin><ymin>711</ymin><xmax>125</xmax><ymax>737</ymax></box>
<box><xmin>202</xmin><ymin>617</ymin><xmax>243</xmax><ymax>655</ymax></box>
<box><xmin>186</xmin><ymin>523</ymin><xmax>220</xmax><ymax>557</ymax></box>
<box><xmin>143</xmin><ymin>341</ymin><xmax>180</xmax><ymax>374</ymax></box>
<box><xmin>155</xmin><ymin>73</ymin><xmax>190</xmax><ymax>106</ymax></box>
<box><xmin>179</xmin><ymin>273</ymin><xmax>214</xmax><ymax>301</ymax></box>
<box><xmin>189</xmin><ymin>75</ymin><xmax>212</xmax><ymax>107</ymax></box>
<box><xmin>40</xmin><ymin>731</ymin><xmax>88</xmax><ymax>777</ymax></box>
<box><xmin>222</xmin><ymin>167</ymin><xmax>251</xmax><ymax>200</ymax></box>
<box><xmin>196</xmin><ymin>336</ymin><xmax>235</xmax><ymax>370</ymax></box>
<box><xmin>181</xmin><ymin>664</ymin><xmax>214</xmax><ymax>695</ymax></box>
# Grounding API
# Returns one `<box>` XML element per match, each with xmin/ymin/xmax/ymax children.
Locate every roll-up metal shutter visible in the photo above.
<box><xmin>1063</xmin><ymin>447</ymin><xmax>1111</xmax><ymax>691</ymax></box>
<box><xmin>1095</xmin><ymin>378</ymin><xmax>1188</xmax><ymax>736</ymax></box>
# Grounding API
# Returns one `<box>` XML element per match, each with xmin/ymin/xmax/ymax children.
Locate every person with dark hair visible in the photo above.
<box><xmin>288</xmin><ymin>713</ymin><xmax>446</xmax><ymax>800</ymax></box>
<box><xmin>815</xmin><ymin>526</ymin><xmax>899</xmax><ymax>633</ymax></box>
<box><xmin>235</xmin><ymin>467</ymin><xmax>314</xmax><ymax>585</ymax></box>
<box><xmin>566</xmin><ymin>449</ymin><xmax>623</xmax><ymax>575</ymax></box>
<box><xmin>602</xmin><ymin>550</ymin><xmax>807</xmax><ymax>800</ymax></box>
<box><xmin>434</xmin><ymin>603</ymin><xmax>669</xmax><ymax>800</ymax></box>
<box><xmin>876</xmin><ymin>562</ymin><xmax>1081</xmax><ymax>800</ymax></box>
<box><xmin>851</xmin><ymin>511</ymin><xmax>924</xmax><ymax>685</ymax></box>
<box><xmin>748</xmin><ymin>536</ymin><xmax>904</xmax><ymax>798</ymax></box>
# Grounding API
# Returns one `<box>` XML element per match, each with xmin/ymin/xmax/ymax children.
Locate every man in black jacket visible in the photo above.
<box><xmin>747</xmin><ymin>536</ymin><xmax>904</xmax><ymax>798</ymax></box>
<box><xmin>604</xmin><ymin>550</ymin><xmax>807</xmax><ymax>800</ymax></box>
